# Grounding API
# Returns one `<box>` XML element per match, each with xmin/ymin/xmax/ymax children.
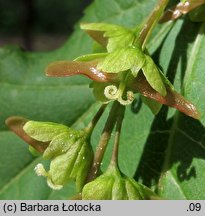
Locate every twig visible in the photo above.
<box><xmin>110</xmin><ymin>105</ymin><xmax>125</xmax><ymax>166</ymax></box>
<box><xmin>86</xmin><ymin>101</ymin><xmax>120</xmax><ymax>182</ymax></box>
<box><xmin>137</xmin><ymin>0</ymin><xmax>169</xmax><ymax>48</ymax></box>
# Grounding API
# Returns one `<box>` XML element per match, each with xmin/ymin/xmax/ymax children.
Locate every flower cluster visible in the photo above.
<box><xmin>25</xmin><ymin>121</ymin><xmax>93</xmax><ymax>191</ymax></box>
<box><xmin>82</xmin><ymin>165</ymin><xmax>158</xmax><ymax>200</ymax></box>
<box><xmin>6</xmin><ymin>117</ymin><xmax>93</xmax><ymax>191</ymax></box>
<box><xmin>45</xmin><ymin>22</ymin><xmax>199</xmax><ymax>119</ymax></box>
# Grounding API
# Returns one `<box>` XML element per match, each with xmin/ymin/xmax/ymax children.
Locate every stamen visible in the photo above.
<box><xmin>104</xmin><ymin>85</ymin><xmax>134</xmax><ymax>105</ymax></box>
<box><xmin>118</xmin><ymin>91</ymin><xmax>135</xmax><ymax>105</ymax></box>
<box><xmin>34</xmin><ymin>163</ymin><xmax>47</xmax><ymax>177</ymax></box>
<box><xmin>47</xmin><ymin>179</ymin><xmax>63</xmax><ymax>190</ymax></box>
<box><xmin>104</xmin><ymin>85</ymin><xmax>119</xmax><ymax>100</ymax></box>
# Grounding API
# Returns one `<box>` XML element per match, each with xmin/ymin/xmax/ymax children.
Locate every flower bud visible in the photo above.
<box><xmin>82</xmin><ymin>165</ymin><xmax>158</xmax><ymax>200</ymax></box>
<box><xmin>23</xmin><ymin>120</ymin><xmax>93</xmax><ymax>191</ymax></box>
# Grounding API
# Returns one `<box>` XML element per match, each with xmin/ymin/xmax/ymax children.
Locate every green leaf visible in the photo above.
<box><xmin>142</xmin><ymin>55</ymin><xmax>167</xmax><ymax>96</ymax></box>
<box><xmin>159</xmin><ymin>69</ymin><xmax>174</xmax><ymax>90</ymax></box>
<box><xmin>46</xmin><ymin>139</ymin><xmax>91</xmax><ymax>192</ymax></box>
<box><xmin>135</xmin><ymin>19</ymin><xmax>205</xmax><ymax>199</ymax></box>
<box><xmin>81</xmin><ymin>22</ymin><xmax>135</xmax><ymax>52</ymax></box>
<box><xmin>43</xmin><ymin>132</ymin><xmax>73</xmax><ymax>159</ymax></box>
<box><xmin>23</xmin><ymin>121</ymin><xmax>70</xmax><ymax>142</ymax></box>
<box><xmin>105</xmin><ymin>28</ymin><xmax>135</xmax><ymax>53</ymax></box>
<box><xmin>97</xmin><ymin>47</ymin><xmax>145</xmax><ymax>73</ymax></box>
<box><xmin>71</xmin><ymin>142</ymin><xmax>93</xmax><ymax>192</ymax></box>
<box><xmin>74</xmin><ymin>53</ymin><xmax>108</xmax><ymax>61</ymax></box>
<box><xmin>80</xmin><ymin>22</ymin><xmax>119</xmax><ymax>32</ymax></box>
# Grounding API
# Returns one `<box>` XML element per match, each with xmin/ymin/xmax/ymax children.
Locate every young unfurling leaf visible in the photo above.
<box><xmin>23</xmin><ymin>121</ymin><xmax>70</xmax><ymax>142</ymax></box>
<box><xmin>45</xmin><ymin>60</ymin><xmax>119</xmax><ymax>82</ymax></box>
<box><xmin>97</xmin><ymin>47</ymin><xmax>145</xmax><ymax>74</ymax></box>
<box><xmin>131</xmin><ymin>72</ymin><xmax>200</xmax><ymax>119</ymax></box>
<box><xmin>80</xmin><ymin>23</ymin><xmax>135</xmax><ymax>52</ymax></box>
<box><xmin>142</xmin><ymin>55</ymin><xmax>167</xmax><ymax>96</ymax></box>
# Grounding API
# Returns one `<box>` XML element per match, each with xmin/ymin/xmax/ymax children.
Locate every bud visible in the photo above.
<box><xmin>82</xmin><ymin>165</ymin><xmax>158</xmax><ymax>200</ymax></box>
<box><xmin>23</xmin><ymin>120</ymin><xmax>93</xmax><ymax>191</ymax></box>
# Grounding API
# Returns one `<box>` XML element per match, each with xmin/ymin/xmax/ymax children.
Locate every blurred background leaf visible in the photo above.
<box><xmin>0</xmin><ymin>0</ymin><xmax>92</xmax><ymax>50</ymax></box>
<box><xmin>0</xmin><ymin>0</ymin><xmax>204</xmax><ymax>199</ymax></box>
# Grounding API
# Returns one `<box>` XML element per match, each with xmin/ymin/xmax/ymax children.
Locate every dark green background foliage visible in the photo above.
<box><xmin>0</xmin><ymin>0</ymin><xmax>205</xmax><ymax>199</ymax></box>
<box><xmin>0</xmin><ymin>0</ymin><xmax>91</xmax><ymax>34</ymax></box>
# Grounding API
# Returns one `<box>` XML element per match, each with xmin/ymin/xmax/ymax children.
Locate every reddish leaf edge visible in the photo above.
<box><xmin>5</xmin><ymin>116</ymin><xmax>48</xmax><ymax>153</ymax></box>
<box><xmin>45</xmin><ymin>60</ymin><xmax>119</xmax><ymax>83</ymax></box>
<box><xmin>131</xmin><ymin>72</ymin><xmax>200</xmax><ymax>119</ymax></box>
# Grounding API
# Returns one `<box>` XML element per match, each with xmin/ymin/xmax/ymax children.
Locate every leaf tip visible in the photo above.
<box><xmin>5</xmin><ymin>116</ymin><xmax>48</xmax><ymax>153</ymax></box>
<box><xmin>5</xmin><ymin>116</ymin><xmax>28</xmax><ymax>130</ymax></box>
<box><xmin>184</xmin><ymin>102</ymin><xmax>201</xmax><ymax>120</ymax></box>
<box><xmin>44</xmin><ymin>62</ymin><xmax>62</xmax><ymax>77</ymax></box>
